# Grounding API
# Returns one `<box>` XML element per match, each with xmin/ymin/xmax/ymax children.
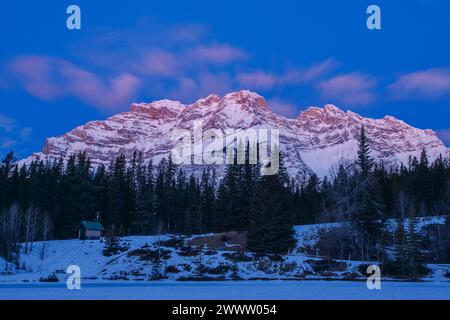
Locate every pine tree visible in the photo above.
<box><xmin>173</xmin><ymin>168</ymin><xmax>187</xmax><ymax>233</ymax></box>
<box><xmin>134</xmin><ymin>159</ymin><xmax>155</xmax><ymax>235</ymax></box>
<box><xmin>184</xmin><ymin>175</ymin><xmax>201</xmax><ymax>235</ymax></box>
<box><xmin>199</xmin><ymin>169</ymin><xmax>215</xmax><ymax>233</ymax></box>
<box><xmin>108</xmin><ymin>154</ymin><xmax>133</xmax><ymax>234</ymax></box>
<box><xmin>388</xmin><ymin>210</ymin><xmax>427</xmax><ymax>278</ymax></box>
<box><xmin>0</xmin><ymin>152</ymin><xmax>17</xmax><ymax>211</ymax></box>
<box><xmin>165</xmin><ymin>154</ymin><xmax>178</xmax><ymax>233</ymax></box>
<box><xmin>248</xmin><ymin>151</ymin><xmax>296</xmax><ymax>254</ymax></box>
<box><xmin>103</xmin><ymin>233</ymin><xmax>122</xmax><ymax>256</ymax></box>
<box><xmin>299</xmin><ymin>174</ymin><xmax>322</xmax><ymax>224</ymax></box>
<box><xmin>353</xmin><ymin>127</ymin><xmax>383</xmax><ymax>260</ymax></box>
<box><xmin>356</xmin><ymin>127</ymin><xmax>374</xmax><ymax>177</ymax></box>
<box><xmin>404</xmin><ymin>213</ymin><xmax>427</xmax><ymax>278</ymax></box>
<box><xmin>431</xmin><ymin>154</ymin><xmax>448</xmax><ymax>214</ymax></box>
<box><xmin>92</xmin><ymin>164</ymin><xmax>110</xmax><ymax>227</ymax></box>
<box><xmin>56</xmin><ymin>153</ymin><xmax>95</xmax><ymax>238</ymax></box>
<box><xmin>154</xmin><ymin>157</ymin><xmax>178</xmax><ymax>233</ymax></box>
<box><xmin>392</xmin><ymin>216</ymin><xmax>407</xmax><ymax>275</ymax></box>
<box><xmin>216</xmin><ymin>147</ymin><xmax>242</xmax><ymax>231</ymax></box>
<box><xmin>446</xmin><ymin>216</ymin><xmax>450</xmax><ymax>260</ymax></box>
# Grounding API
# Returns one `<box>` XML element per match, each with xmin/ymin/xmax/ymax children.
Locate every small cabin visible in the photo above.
<box><xmin>78</xmin><ymin>221</ymin><xmax>105</xmax><ymax>240</ymax></box>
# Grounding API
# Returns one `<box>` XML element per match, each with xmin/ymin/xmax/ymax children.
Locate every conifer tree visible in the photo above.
<box><xmin>248</xmin><ymin>151</ymin><xmax>296</xmax><ymax>254</ymax></box>
<box><xmin>404</xmin><ymin>212</ymin><xmax>427</xmax><ymax>278</ymax></box>
<box><xmin>353</xmin><ymin>127</ymin><xmax>383</xmax><ymax>260</ymax></box>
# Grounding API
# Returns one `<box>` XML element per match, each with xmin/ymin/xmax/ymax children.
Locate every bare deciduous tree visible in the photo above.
<box><xmin>24</xmin><ymin>207</ymin><xmax>38</xmax><ymax>254</ymax></box>
<box><xmin>39</xmin><ymin>214</ymin><xmax>53</xmax><ymax>261</ymax></box>
<box><xmin>0</xmin><ymin>205</ymin><xmax>21</xmax><ymax>271</ymax></box>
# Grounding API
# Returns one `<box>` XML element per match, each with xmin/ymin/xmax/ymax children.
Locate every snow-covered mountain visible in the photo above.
<box><xmin>23</xmin><ymin>90</ymin><xmax>449</xmax><ymax>181</ymax></box>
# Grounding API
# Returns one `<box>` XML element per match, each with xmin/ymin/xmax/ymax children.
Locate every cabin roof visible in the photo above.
<box><xmin>80</xmin><ymin>221</ymin><xmax>104</xmax><ymax>231</ymax></box>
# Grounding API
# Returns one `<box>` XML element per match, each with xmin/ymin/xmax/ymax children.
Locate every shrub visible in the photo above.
<box><xmin>157</xmin><ymin>238</ymin><xmax>185</xmax><ymax>249</ymax></box>
<box><xmin>127</xmin><ymin>248</ymin><xmax>171</xmax><ymax>261</ymax></box>
<box><xmin>39</xmin><ymin>273</ymin><xmax>59</xmax><ymax>282</ymax></box>
<box><xmin>314</xmin><ymin>226</ymin><xmax>357</xmax><ymax>260</ymax></box>
<box><xmin>203</xmin><ymin>264</ymin><xmax>231</xmax><ymax>275</ymax></box>
<box><xmin>222</xmin><ymin>252</ymin><xmax>253</xmax><ymax>262</ymax></box>
<box><xmin>166</xmin><ymin>265</ymin><xmax>181</xmax><ymax>274</ymax></box>
<box><xmin>306</xmin><ymin>259</ymin><xmax>348</xmax><ymax>273</ymax></box>
<box><xmin>177</xmin><ymin>276</ymin><xmax>225</xmax><ymax>281</ymax></box>
<box><xmin>103</xmin><ymin>236</ymin><xmax>128</xmax><ymax>257</ymax></box>
<box><xmin>382</xmin><ymin>260</ymin><xmax>430</xmax><ymax>279</ymax></box>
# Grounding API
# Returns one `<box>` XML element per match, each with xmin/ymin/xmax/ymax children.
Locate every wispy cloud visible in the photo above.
<box><xmin>236</xmin><ymin>71</ymin><xmax>278</xmax><ymax>90</ymax></box>
<box><xmin>169</xmin><ymin>72</ymin><xmax>233</xmax><ymax>102</ymax></box>
<box><xmin>0</xmin><ymin>114</ymin><xmax>16</xmax><ymax>132</ymax></box>
<box><xmin>280</xmin><ymin>59</ymin><xmax>337</xmax><ymax>85</ymax></box>
<box><xmin>0</xmin><ymin>113</ymin><xmax>32</xmax><ymax>151</ymax></box>
<box><xmin>267</xmin><ymin>98</ymin><xmax>299</xmax><ymax>118</ymax></box>
<box><xmin>137</xmin><ymin>50</ymin><xmax>180</xmax><ymax>77</ymax></box>
<box><xmin>5</xmin><ymin>20</ymin><xmax>251</xmax><ymax>107</ymax></box>
<box><xmin>188</xmin><ymin>44</ymin><xmax>248</xmax><ymax>65</ymax></box>
<box><xmin>437</xmin><ymin>128</ymin><xmax>450</xmax><ymax>147</ymax></box>
<box><xmin>236</xmin><ymin>59</ymin><xmax>336</xmax><ymax>91</ymax></box>
<box><xmin>9</xmin><ymin>55</ymin><xmax>142</xmax><ymax>112</ymax></box>
<box><xmin>19</xmin><ymin>127</ymin><xmax>33</xmax><ymax>140</ymax></box>
<box><xmin>4</xmin><ymin>19</ymin><xmax>339</xmax><ymax>110</ymax></box>
<box><xmin>389</xmin><ymin>68</ymin><xmax>450</xmax><ymax>100</ymax></box>
<box><xmin>1</xmin><ymin>139</ymin><xmax>17</xmax><ymax>149</ymax></box>
<box><xmin>316</xmin><ymin>72</ymin><xmax>377</xmax><ymax>106</ymax></box>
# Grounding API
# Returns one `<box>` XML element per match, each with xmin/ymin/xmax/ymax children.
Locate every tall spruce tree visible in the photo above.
<box><xmin>353</xmin><ymin>127</ymin><xmax>383</xmax><ymax>260</ymax></box>
<box><xmin>248</xmin><ymin>151</ymin><xmax>296</xmax><ymax>254</ymax></box>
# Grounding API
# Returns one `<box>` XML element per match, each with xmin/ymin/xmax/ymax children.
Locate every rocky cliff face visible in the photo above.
<box><xmin>24</xmin><ymin>90</ymin><xmax>449</xmax><ymax>182</ymax></box>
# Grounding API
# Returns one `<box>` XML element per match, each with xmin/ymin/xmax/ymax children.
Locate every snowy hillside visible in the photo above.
<box><xmin>1</xmin><ymin>218</ymin><xmax>449</xmax><ymax>284</ymax></box>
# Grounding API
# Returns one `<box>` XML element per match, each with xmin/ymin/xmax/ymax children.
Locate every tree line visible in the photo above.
<box><xmin>1</xmin><ymin>128</ymin><xmax>449</xmax><ymax>276</ymax></box>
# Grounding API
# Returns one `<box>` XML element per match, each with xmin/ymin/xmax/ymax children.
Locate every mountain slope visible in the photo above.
<box><xmin>23</xmin><ymin>90</ymin><xmax>449</xmax><ymax>181</ymax></box>
<box><xmin>1</xmin><ymin>217</ymin><xmax>448</xmax><ymax>283</ymax></box>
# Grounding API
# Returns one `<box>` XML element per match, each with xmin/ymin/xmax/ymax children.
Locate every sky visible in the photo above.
<box><xmin>1</xmin><ymin>0</ymin><xmax>450</xmax><ymax>158</ymax></box>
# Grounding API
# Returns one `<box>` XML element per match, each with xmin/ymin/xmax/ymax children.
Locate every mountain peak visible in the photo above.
<box><xmin>188</xmin><ymin>94</ymin><xmax>221</xmax><ymax>110</ymax></box>
<box><xmin>222</xmin><ymin>90</ymin><xmax>268</xmax><ymax>110</ymax></box>
<box><xmin>22</xmin><ymin>91</ymin><xmax>449</xmax><ymax>182</ymax></box>
<box><xmin>130</xmin><ymin>100</ymin><xmax>184</xmax><ymax>119</ymax></box>
<box><xmin>297</xmin><ymin>104</ymin><xmax>345</xmax><ymax>122</ymax></box>
<box><xmin>323</xmin><ymin>104</ymin><xmax>344</xmax><ymax>114</ymax></box>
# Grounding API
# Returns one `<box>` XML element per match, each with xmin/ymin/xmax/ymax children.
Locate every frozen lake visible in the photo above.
<box><xmin>0</xmin><ymin>280</ymin><xmax>449</xmax><ymax>300</ymax></box>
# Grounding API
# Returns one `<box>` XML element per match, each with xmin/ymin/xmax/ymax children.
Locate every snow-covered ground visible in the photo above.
<box><xmin>0</xmin><ymin>218</ymin><xmax>449</xmax><ymax>301</ymax></box>
<box><xmin>0</xmin><ymin>280</ymin><xmax>449</xmax><ymax>300</ymax></box>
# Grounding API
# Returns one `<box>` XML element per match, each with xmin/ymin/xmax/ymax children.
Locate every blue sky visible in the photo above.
<box><xmin>1</xmin><ymin>0</ymin><xmax>450</xmax><ymax>158</ymax></box>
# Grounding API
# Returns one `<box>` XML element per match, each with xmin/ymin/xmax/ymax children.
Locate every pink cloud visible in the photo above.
<box><xmin>389</xmin><ymin>68</ymin><xmax>450</xmax><ymax>100</ymax></box>
<box><xmin>9</xmin><ymin>55</ymin><xmax>62</xmax><ymax>101</ymax></box>
<box><xmin>280</xmin><ymin>59</ymin><xmax>336</xmax><ymax>85</ymax></box>
<box><xmin>9</xmin><ymin>55</ymin><xmax>141</xmax><ymax>111</ymax></box>
<box><xmin>197</xmin><ymin>72</ymin><xmax>233</xmax><ymax>96</ymax></box>
<box><xmin>235</xmin><ymin>59</ymin><xmax>335</xmax><ymax>90</ymax></box>
<box><xmin>169</xmin><ymin>73</ymin><xmax>233</xmax><ymax>103</ymax></box>
<box><xmin>303</xmin><ymin>59</ymin><xmax>336</xmax><ymax>81</ymax></box>
<box><xmin>189</xmin><ymin>44</ymin><xmax>248</xmax><ymax>65</ymax></box>
<box><xmin>167</xmin><ymin>24</ymin><xmax>208</xmax><ymax>43</ymax></box>
<box><xmin>267</xmin><ymin>99</ymin><xmax>298</xmax><ymax>118</ymax></box>
<box><xmin>137</xmin><ymin>50</ymin><xmax>179</xmax><ymax>77</ymax></box>
<box><xmin>316</xmin><ymin>72</ymin><xmax>376</xmax><ymax>106</ymax></box>
<box><xmin>236</xmin><ymin>71</ymin><xmax>277</xmax><ymax>90</ymax></box>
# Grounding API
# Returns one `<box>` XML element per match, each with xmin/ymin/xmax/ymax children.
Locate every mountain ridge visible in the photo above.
<box><xmin>22</xmin><ymin>90</ymin><xmax>449</xmax><ymax>182</ymax></box>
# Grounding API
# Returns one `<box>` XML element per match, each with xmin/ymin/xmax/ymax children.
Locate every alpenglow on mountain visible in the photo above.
<box><xmin>23</xmin><ymin>90</ymin><xmax>449</xmax><ymax>181</ymax></box>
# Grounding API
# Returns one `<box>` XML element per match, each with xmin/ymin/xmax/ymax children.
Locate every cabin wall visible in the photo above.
<box><xmin>85</xmin><ymin>229</ymin><xmax>101</xmax><ymax>239</ymax></box>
